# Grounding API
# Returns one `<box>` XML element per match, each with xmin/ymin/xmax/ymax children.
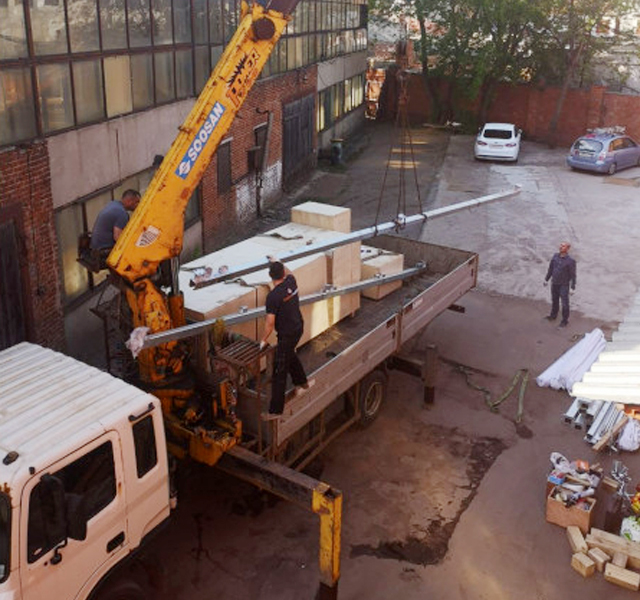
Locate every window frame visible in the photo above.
<box><xmin>132</xmin><ymin>415</ymin><xmax>159</xmax><ymax>478</ymax></box>
<box><xmin>217</xmin><ymin>138</ymin><xmax>232</xmax><ymax>194</ymax></box>
<box><xmin>0</xmin><ymin>491</ymin><xmax>10</xmax><ymax>584</ymax></box>
<box><xmin>26</xmin><ymin>440</ymin><xmax>117</xmax><ymax>564</ymax></box>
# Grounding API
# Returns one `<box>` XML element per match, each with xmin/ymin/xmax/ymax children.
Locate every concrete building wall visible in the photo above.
<box><xmin>48</xmin><ymin>101</ymin><xmax>193</xmax><ymax>209</ymax></box>
<box><xmin>317</xmin><ymin>51</ymin><xmax>368</xmax><ymax>91</ymax></box>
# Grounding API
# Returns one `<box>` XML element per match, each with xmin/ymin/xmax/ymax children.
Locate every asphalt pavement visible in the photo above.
<box><xmin>148</xmin><ymin>121</ymin><xmax>640</xmax><ymax>600</ymax></box>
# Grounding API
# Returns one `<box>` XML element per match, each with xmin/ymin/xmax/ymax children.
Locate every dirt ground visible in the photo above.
<box><xmin>148</xmin><ymin>122</ymin><xmax>640</xmax><ymax>599</ymax></box>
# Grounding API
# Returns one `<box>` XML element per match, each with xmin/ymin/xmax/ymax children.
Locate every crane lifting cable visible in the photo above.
<box><xmin>374</xmin><ymin>51</ymin><xmax>424</xmax><ymax>232</ymax></box>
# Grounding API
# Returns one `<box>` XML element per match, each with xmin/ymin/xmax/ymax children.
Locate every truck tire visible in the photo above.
<box><xmin>95</xmin><ymin>579</ymin><xmax>146</xmax><ymax>600</ymax></box>
<box><xmin>356</xmin><ymin>370</ymin><xmax>387</xmax><ymax>427</ymax></box>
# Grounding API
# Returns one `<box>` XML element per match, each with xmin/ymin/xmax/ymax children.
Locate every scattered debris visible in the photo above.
<box><xmin>562</xmin><ymin>398</ymin><xmax>629</xmax><ymax>450</ymax></box>
<box><xmin>551</xmin><ymin>459</ymin><xmax>640</xmax><ymax>591</ymax></box>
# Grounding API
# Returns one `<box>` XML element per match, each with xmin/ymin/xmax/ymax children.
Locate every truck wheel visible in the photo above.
<box><xmin>96</xmin><ymin>579</ymin><xmax>146</xmax><ymax>600</ymax></box>
<box><xmin>356</xmin><ymin>370</ymin><xmax>387</xmax><ymax>427</ymax></box>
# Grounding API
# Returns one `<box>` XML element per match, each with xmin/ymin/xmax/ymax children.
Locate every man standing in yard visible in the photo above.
<box><xmin>544</xmin><ymin>241</ymin><xmax>577</xmax><ymax>328</ymax></box>
<box><xmin>260</xmin><ymin>260</ymin><xmax>311</xmax><ymax>417</ymax></box>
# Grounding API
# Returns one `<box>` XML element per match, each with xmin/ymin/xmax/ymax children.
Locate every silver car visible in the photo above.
<box><xmin>567</xmin><ymin>132</ymin><xmax>640</xmax><ymax>175</ymax></box>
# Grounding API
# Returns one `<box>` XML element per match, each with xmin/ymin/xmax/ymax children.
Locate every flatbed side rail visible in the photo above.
<box><xmin>275</xmin><ymin>248</ymin><xmax>478</xmax><ymax>446</ymax></box>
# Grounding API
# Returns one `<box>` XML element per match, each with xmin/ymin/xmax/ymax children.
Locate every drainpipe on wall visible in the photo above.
<box><xmin>255</xmin><ymin>110</ymin><xmax>273</xmax><ymax>218</ymax></box>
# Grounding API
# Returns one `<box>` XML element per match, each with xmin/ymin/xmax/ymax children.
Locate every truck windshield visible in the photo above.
<box><xmin>0</xmin><ymin>492</ymin><xmax>9</xmax><ymax>583</ymax></box>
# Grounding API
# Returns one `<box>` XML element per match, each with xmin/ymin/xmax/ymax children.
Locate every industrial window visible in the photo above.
<box><xmin>317</xmin><ymin>72</ymin><xmax>365</xmax><ymax>133</ymax></box>
<box><xmin>128</xmin><ymin>0</ymin><xmax>152</xmax><ymax>47</ymax></box>
<box><xmin>27</xmin><ymin>441</ymin><xmax>116</xmax><ymax>563</ymax></box>
<box><xmin>154</xmin><ymin>50</ymin><xmax>176</xmax><ymax>104</ymax></box>
<box><xmin>131</xmin><ymin>53</ymin><xmax>155</xmax><ymax>110</ymax></box>
<box><xmin>209</xmin><ymin>0</ymin><xmax>224</xmax><ymax>44</ymax></box>
<box><xmin>0</xmin><ymin>67</ymin><xmax>37</xmax><ymax>145</ymax></box>
<box><xmin>133</xmin><ymin>416</ymin><xmax>158</xmax><ymax>478</ymax></box>
<box><xmin>223</xmin><ymin>0</ymin><xmax>237</xmax><ymax>43</ymax></box>
<box><xmin>184</xmin><ymin>187</ymin><xmax>202</xmax><ymax>226</ymax></box>
<box><xmin>0</xmin><ymin>0</ymin><xmax>369</xmax><ymax>148</ymax></box>
<box><xmin>0</xmin><ymin>1</ymin><xmax>27</xmax><ymax>59</ymax></box>
<box><xmin>248</xmin><ymin>123</ymin><xmax>268</xmax><ymax>172</ymax></box>
<box><xmin>55</xmin><ymin>203</ymin><xmax>90</xmax><ymax>303</ymax></box>
<box><xmin>105</xmin><ymin>55</ymin><xmax>133</xmax><ymax>117</ymax></box>
<box><xmin>176</xmin><ymin>49</ymin><xmax>194</xmax><ymax>99</ymax></box>
<box><xmin>101</xmin><ymin>0</ymin><xmax>127</xmax><ymax>50</ymax></box>
<box><xmin>193</xmin><ymin>0</ymin><xmax>208</xmax><ymax>43</ymax></box>
<box><xmin>68</xmin><ymin>0</ymin><xmax>100</xmax><ymax>52</ymax></box>
<box><xmin>174</xmin><ymin>0</ymin><xmax>192</xmax><ymax>43</ymax></box>
<box><xmin>194</xmin><ymin>46</ymin><xmax>211</xmax><ymax>93</ymax></box>
<box><xmin>73</xmin><ymin>60</ymin><xmax>105</xmax><ymax>125</ymax></box>
<box><xmin>37</xmin><ymin>63</ymin><xmax>74</xmax><ymax>134</ymax></box>
<box><xmin>30</xmin><ymin>0</ymin><xmax>68</xmax><ymax>55</ymax></box>
<box><xmin>152</xmin><ymin>0</ymin><xmax>174</xmax><ymax>45</ymax></box>
<box><xmin>217</xmin><ymin>140</ymin><xmax>232</xmax><ymax>193</ymax></box>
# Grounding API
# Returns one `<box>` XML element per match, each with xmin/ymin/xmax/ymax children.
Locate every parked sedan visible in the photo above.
<box><xmin>474</xmin><ymin>123</ymin><xmax>522</xmax><ymax>162</ymax></box>
<box><xmin>567</xmin><ymin>132</ymin><xmax>640</xmax><ymax>175</ymax></box>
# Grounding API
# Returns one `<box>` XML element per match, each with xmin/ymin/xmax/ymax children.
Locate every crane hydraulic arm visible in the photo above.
<box><xmin>105</xmin><ymin>0</ymin><xmax>300</xmax><ymax>389</ymax></box>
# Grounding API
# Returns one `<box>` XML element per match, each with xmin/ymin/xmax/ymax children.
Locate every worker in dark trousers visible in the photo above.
<box><xmin>544</xmin><ymin>241</ymin><xmax>577</xmax><ymax>327</ymax></box>
<box><xmin>260</xmin><ymin>261</ymin><xmax>311</xmax><ymax>416</ymax></box>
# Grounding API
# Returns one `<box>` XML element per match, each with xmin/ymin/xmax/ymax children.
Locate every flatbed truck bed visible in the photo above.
<box><xmin>218</xmin><ymin>235</ymin><xmax>478</xmax><ymax>463</ymax></box>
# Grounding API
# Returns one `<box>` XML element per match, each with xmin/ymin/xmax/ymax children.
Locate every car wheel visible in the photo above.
<box><xmin>608</xmin><ymin>162</ymin><xmax>617</xmax><ymax>175</ymax></box>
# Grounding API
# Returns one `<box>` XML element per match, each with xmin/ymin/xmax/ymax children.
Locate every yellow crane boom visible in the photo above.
<box><xmin>109</xmin><ymin>0</ymin><xmax>295</xmax><ymax>280</ymax></box>
<box><xmin>104</xmin><ymin>0</ymin><xmax>300</xmax><ymax>390</ymax></box>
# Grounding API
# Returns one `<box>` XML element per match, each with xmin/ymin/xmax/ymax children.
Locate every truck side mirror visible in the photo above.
<box><xmin>65</xmin><ymin>493</ymin><xmax>88</xmax><ymax>541</ymax></box>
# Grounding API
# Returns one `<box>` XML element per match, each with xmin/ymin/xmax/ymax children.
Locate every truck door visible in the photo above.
<box><xmin>20</xmin><ymin>432</ymin><xmax>128</xmax><ymax>600</ymax></box>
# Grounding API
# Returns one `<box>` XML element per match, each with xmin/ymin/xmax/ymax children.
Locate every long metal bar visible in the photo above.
<box><xmin>142</xmin><ymin>264</ymin><xmax>428</xmax><ymax>349</ymax></box>
<box><xmin>189</xmin><ymin>185</ymin><xmax>521</xmax><ymax>289</ymax></box>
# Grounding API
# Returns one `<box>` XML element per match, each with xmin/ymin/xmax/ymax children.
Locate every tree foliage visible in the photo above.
<box><xmin>369</xmin><ymin>0</ymin><xmax>640</xmax><ymax>125</ymax></box>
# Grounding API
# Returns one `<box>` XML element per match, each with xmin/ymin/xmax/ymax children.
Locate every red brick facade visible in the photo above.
<box><xmin>390</xmin><ymin>73</ymin><xmax>640</xmax><ymax>147</ymax></box>
<box><xmin>200</xmin><ymin>68</ymin><xmax>318</xmax><ymax>252</ymax></box>
<box><xmin>0</xmin><ymin>142</ymin><xmax>65</xmax><ymax>351</ymax></box>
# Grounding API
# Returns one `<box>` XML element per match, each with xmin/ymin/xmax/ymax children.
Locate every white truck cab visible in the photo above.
<box><xmin>0</xmin><ymin>343</ymin><xmax>171</xmax><ymax>600</ymax></box>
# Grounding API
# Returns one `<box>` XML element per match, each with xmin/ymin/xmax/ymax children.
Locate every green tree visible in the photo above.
<box><xmin>531</xmin><ymin>0</ymin><xmax>639</xmax><ymax>146</ymax></box>
<box><xmin>369</xmin><ymin>0</ymin><xmax>639</xmax><ymax>129</ymax></box>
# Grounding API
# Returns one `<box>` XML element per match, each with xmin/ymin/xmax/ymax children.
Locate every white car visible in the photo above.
<box><xmin>474</xmin><ymin>123</ymin><xmax>522</xmax><ymax>162</ymax></box>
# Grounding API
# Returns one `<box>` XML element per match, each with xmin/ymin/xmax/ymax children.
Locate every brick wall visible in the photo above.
<box><xmin>0</xmin><ymin>142</ymin><xmax>65</xmax><ymax>351</ymax></box>
<box><xmin>392</xmin><ymin>73</ymin><xmax>640</xmax><ymax>147</ymax></box>
<box><xmin>200</xmin><ymin>68</ymin><xmax>318</xmax><ymax>253</ymax></box>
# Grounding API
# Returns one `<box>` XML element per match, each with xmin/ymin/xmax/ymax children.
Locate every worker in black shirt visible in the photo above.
<box><xmin>260</xmin><ymin>260</ymin><xmax>311</xmax><ymax>416</ymax></box>
<box><xmin>544</xmin><ymin>241</ymin><xmax>577</xmax><ymax>327</ymax></box>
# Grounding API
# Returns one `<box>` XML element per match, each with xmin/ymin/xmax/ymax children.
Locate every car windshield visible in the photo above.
<box><xmin>573</xmin><ymin>139</ymin><xmax>602</xmax><ymax>154</ymax></box>
<box><xmin>483</xmin><ymin>129</ymin><xmax>512</xmax><ymax>140</ymax></box>
<box><xmin>0</xmin><ymin>492</ymin><xmax>9</xmax><ymax>583</ymax></box>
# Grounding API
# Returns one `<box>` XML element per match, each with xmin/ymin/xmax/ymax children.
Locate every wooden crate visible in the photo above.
<box><xmin>546</xmin><ymin>488</ymin><xmax>595</xmax><ymax>534</ymax></box>
<box><xmin>361</xmin><ymin>245</ymin><xmax>403</xmax><ymax>300</ymax></box>
<box><xmin>291</xmin><ymin>201</ymin><xmax>351</xmax><ymax>233</ymax></box>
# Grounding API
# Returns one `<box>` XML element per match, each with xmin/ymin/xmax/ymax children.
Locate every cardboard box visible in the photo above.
<box><xmin>360</xmin><ymin>245</ymin><xmax>404</xmax><ymax>300</ymax></box>
<box><xmin>291</xmin><ymin>202</ymin><xmax>351</xmax><ymax>233</ymax></box>
<box><xmin>546</xmin><ymin>487</ymin><xmax>595</xmax><ymax>534</ymax></box>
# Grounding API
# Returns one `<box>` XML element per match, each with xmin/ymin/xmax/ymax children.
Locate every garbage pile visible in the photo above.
<box><xmin>547</xmin><ymin>456</ymin><xmax>640</xmax><ymax>591</ymax></box>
